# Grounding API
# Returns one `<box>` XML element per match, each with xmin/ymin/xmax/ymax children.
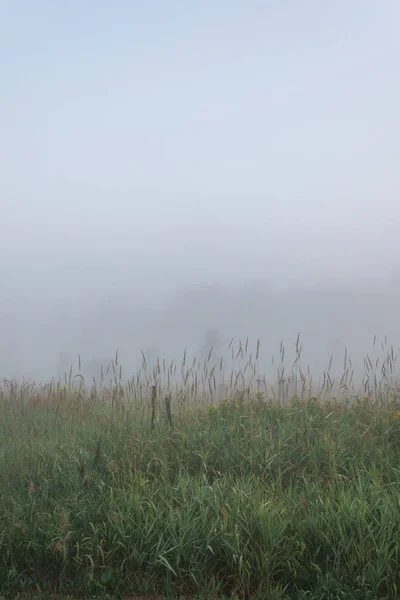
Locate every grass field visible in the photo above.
<box><xmin>1</xmin><ymin>340</ymin><xmax>400</xmax><ymax>599</ymax></box>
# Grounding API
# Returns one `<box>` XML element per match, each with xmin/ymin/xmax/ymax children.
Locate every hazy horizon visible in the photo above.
<box><xmin>1</xmin><ymin>1</ymin><xmax>400</xmax><ymax>382</ymax></box>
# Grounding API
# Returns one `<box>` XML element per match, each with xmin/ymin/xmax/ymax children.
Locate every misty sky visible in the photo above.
<box><xmin>1</xmin><ymin>2</ymin><xmax>400</xmax><ymax>379</ymax></box>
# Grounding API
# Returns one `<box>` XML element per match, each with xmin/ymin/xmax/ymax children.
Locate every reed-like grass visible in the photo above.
<box><xmin>1</xmin><ymin>339</ymin><xmax>400</xmax><ymax>599</ymax></box>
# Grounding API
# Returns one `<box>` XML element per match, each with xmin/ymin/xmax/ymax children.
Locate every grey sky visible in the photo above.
<box><xmin>1</xmin><ymin>2</ymin><xmax>400</xmax><ymax>378</ymax></box>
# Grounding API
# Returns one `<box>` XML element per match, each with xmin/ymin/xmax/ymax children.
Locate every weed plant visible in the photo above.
<box><xmin>1</xmin><ymin>339</ymin><xmax>400</xmax><ymax>599</ymax></box>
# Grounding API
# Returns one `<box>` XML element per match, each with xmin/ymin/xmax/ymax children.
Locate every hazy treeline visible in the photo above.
<box><xmin>1</xmin><ymin>273</ymin><xmax>399</xmax><ymax>384</ymax></box>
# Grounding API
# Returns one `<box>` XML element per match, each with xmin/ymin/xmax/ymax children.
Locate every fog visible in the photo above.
<box><xmin>1</xmin><ymin>1</ymin><xmax>400</xmax><ymax>384</ymax></box>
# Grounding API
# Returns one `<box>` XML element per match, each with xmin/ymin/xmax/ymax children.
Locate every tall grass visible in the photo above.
<box><xmin>1</xmin><ymin>338</ymin><xmax>400</xmax><ymax>599</ymax></box>
<box><xmin>39</xmin><ymin>336</ymin><xmax>400</xmax><ymax>409</ymax></box>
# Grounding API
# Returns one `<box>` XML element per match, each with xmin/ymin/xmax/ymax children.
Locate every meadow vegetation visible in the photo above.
<box><xmin>1</xmin><ymin>339</ymin><xmax>400</xmax><ymax>599</ymax></box>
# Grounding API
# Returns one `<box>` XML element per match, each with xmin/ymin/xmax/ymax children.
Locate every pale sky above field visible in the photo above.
<box><xmin>1</xmin><ymin>1</ymin><xmax>400</xmax><ymax>378</ymax></box>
